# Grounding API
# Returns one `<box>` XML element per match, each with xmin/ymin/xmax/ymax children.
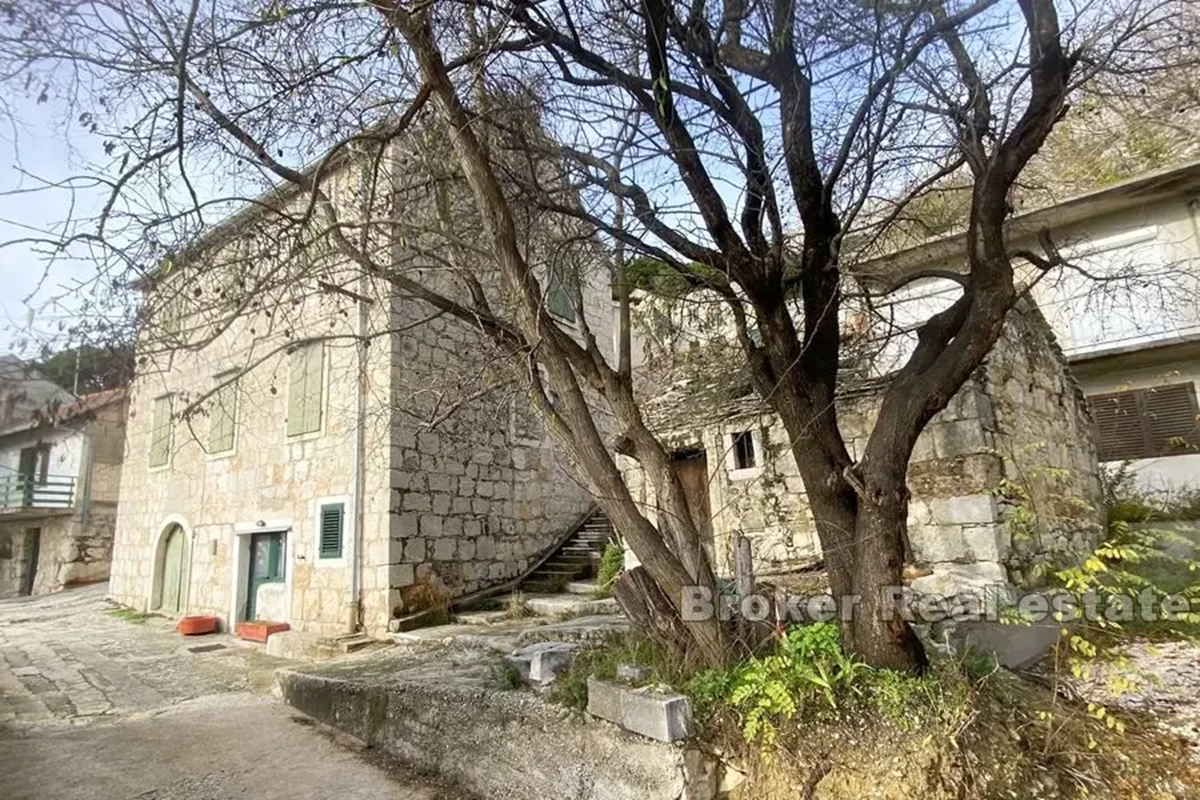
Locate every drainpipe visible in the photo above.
<box><xmin>347</xmin><ymin>271</ymin><xmax>369</xmax><ymax>634</ymax></box>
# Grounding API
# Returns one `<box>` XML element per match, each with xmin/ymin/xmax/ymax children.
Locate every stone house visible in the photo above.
<box><xmin>106</xmin><ymin>142</ymin><xmax>612</xmax><ymax>638</ymax></box>
<box><xmin>623</xmin><ymin>300</ymin><xmax>1105</xmax><ymax>599</ymax></box>
<box><xmin>0</xmin><ymin>357</ymin><xmax>128</xmax><ymax>598</ymax></box>
<box><xmin>862</xmin><ymin>160</ymin><xmax>1200</xmax><ymax>495</ymax></box>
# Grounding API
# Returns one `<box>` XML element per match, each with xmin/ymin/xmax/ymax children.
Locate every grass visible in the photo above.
<box><xmin>552</xmin><ymin>633</ymin><xmax>684</xmax><ymax>709</ymax></box>
<box><xmin>503</xmin><ymin>592</ymin><xmax>535</xmax><ymax>620</ymax></box>
<box><xmin>107</xmin><ymin>607</ymin><xmax>153</xmax><ymax>624</ymax></box>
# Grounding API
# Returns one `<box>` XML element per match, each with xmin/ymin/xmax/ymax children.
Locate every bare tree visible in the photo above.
<box><xmin>0</xmin><ymin>0</ymin><xmax>1182</xmax><ymax>669</ymax></box>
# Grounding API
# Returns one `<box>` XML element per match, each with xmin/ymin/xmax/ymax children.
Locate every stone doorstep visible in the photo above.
<box><xmin>265</xmin><ymin>630</ymin><xmax>379</xmax><ymax>661</ymax></box>
<box><xmin>587</xmin><ymin>677</ymin><xmax>694</xmax><ymax>743</ymax></box>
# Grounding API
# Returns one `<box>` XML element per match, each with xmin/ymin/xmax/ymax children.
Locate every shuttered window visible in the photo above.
<box><xmin>148</xmin><ymin>395</ymin><xmax>172</xmax><ymax>467</ymax></box>
<box><xmin>1087</xmin><ymin>382</ymin><xmax>1200</xmax><ymax>462</ymax></box>
<box><xmin>209</xmin><ymin>372</ymin><xmax>238</xmax><ymax>453</ymax></box>
<box><xmin>547</xmin><ymin>266</ymin><xmax>577</xmax><ymax>322</ymax></box>
<box><xmin>318</xmin><ymin>502</ymin><xmax>344</xmax><ymax>559</ymax></box>
<box><xmin>286</xmin><ymin>343</ymin><xmax>325</xmax><ymax>437</ymax></box>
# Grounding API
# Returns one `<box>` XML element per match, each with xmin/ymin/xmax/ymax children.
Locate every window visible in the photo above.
<box><xmin>731</xmin><ymin>430</ymin><xmax>757</xmax><ymax>470</ymax></box>
<box><xmin>286</xmin><ymin>343</ymin><xmax>325</xmax><ymax>437</ymax></box>
<box><xmin>209</xmin><ymin>372</ymin><xmax>238</xmax><ymax>454</ymax></box>
<box><xmin>149</xmin><ymin>395</ymin><xmax>172</xmax><ymax>468</ymax></box>
<box><xmin>318</xmin><ymin>502</ymin><xmax>344</xmax><ymax>559</ymax></box>
<box><xmin>1087</xmin><ymin>382</ymin><xmax>1200</xmax><ymax>462</ymax></box>
<box><xmin>547</xmin><ymin>266</ymin><xmax>577</xmax><ymax>322</ymax></box>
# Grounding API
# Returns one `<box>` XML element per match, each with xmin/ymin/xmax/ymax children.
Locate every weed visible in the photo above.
<box><xmin>489</xmin><ymin>659</ymin><xmax>524</xmax><ymax>691</ymax></box>
<box><xmin>107</xmin><ymin>607</ymin><xmax>152</xmax><ymax>624</ymax></box>
<box><xmin>552</xmin><ymin>633</ymin><xmax>682</xmax><ymax>710</ymax></box>
<box><xmin>504</xmin><ymin>592</ymin><xmax>535</xmax><ymax>620</ymax></box>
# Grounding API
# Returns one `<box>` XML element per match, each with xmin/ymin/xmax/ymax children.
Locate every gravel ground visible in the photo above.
<box><xmin>1074</xmin><ymin>638</ymin><xmax>1200</xmax><ymax>761</ymax></box>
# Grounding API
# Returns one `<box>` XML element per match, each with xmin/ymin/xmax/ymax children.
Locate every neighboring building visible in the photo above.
<box><xmin>0</xmin><ymin>357</ymin><xmax>128</xmax><ymax>598</ymax></box>
<box><xmin>623</xmin><ymin>304</ymin><xmax>1104</xmax><ymax>597</ymax></box>
<box><xmin>107</xmin><ymin>144</ymin><xmax>612</xmax><ymax>638</ymax></box>
<box><xmin>866</xmin><ymin>160</ymin><xmax>1200</xmax><ymax>494</ymax></box>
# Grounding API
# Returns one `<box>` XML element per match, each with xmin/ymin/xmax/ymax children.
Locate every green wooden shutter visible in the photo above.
<box><xmin>319</xmin><ymin>503</ymin><xmax>344</xmax><ymax>559</ymax></box>
<box><xmin>303</xmin><ymin>344</ymin><xmax>325</xmax><ymax>434</ymax></box>
<box><xmin>209</xmin><ymin>374</ymin><xmax>238</xmax><ymax>453</ymax></box>
<box><xmin>547</xmin><ymin>267</ymin><xmax>577</xmax><ymax>322</ymax></box>
<box><xmin>149</xmin><ymin>395</ymin><xmax>172</xmax><ymax>467</ymax></box>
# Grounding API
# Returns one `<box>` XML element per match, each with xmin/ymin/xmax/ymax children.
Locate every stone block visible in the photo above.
<box><xmin>909</xmin><ymin>525</ymin><xmax>968</xmax><ymax>563</ymax></box>
<box><xmin>587</xmin><ymin>677</ymin><xmax>693</xmax><ymax>742</ymax></box>
<box><xmin>931</xmin><ymin>419</ymin><xmax>989</xmax><ymax>456</ymax></box>
<box><xmin>403</xmin><ymin>537</ymin><xmax>426</xmax><ymax>563</ymax></box>
<box><xmin>962</xmin><ymin>525</ymin><xmax>1007</xmax><ymax>562</ymax></box>
<box><xmin>433</xmin><ymin>538</ymin><xmax>456</xmax><ymax>561</ymax></box>
<box><xmin>931</xmin><ymin>494</ymin><xmax>997</xmax><ymax>526</ymax></box>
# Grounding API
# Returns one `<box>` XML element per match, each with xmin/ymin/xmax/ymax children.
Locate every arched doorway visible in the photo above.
<box><xmin>154</xmin><ymin>523</ymin><xmax>189</xmax><ymax>613</ymax></box>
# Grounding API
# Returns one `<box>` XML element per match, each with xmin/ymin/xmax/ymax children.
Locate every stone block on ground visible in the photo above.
<box><xmin>524</xmin><ymin>593</ymin><xmax>620</xmax><ymax>618</ymax></box>
<box><xmin>587</xmin><ymin>677</ymin><xmax>693</xmax><ymax>742</ymax></box>
<box><xmin>505</xmin><ymin>642</ymin><xmax>579</xmax><ymax>685</ymax></box>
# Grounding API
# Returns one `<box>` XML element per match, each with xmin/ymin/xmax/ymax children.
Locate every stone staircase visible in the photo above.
<box><xmin>518</xmin><ymin>508</ymin><xmax>614</xmax><ymax>594</ymax></box>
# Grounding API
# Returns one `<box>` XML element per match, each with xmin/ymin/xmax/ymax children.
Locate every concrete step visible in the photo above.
<box><xmin>565</xmin><ymin>580</ymin><xmax>599</xmax><ymax>596</ymax></box>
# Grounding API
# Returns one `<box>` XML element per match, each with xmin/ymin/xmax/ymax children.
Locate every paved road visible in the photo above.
<box><xmin>0</xmin><ymin>585</ymin><xmax>469</xmax><ymax>799</ymax></box>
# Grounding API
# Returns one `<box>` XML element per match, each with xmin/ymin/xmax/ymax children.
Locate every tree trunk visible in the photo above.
<box><xmin>845</xmin><ymin>493</ymin><xmax>927</xmax><ymax>671</ymax></box>
<box><xmin>612</xmin><ymin>566</ymin><xmax>697</xmax><ymax>664</ymax></box>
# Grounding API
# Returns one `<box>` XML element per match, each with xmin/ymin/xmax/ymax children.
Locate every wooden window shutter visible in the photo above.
<box><xmin>547</xmin><ymin>267</ymin><xmax>576</xmax><ymax>322</ymax></box>
<box><xmin>287</xmin><ymin>343</ymin><xmax>324</xmax><ymax>437</ymax></box>
<box><xmin>1144</xmin><ymin>383</ymin><xmax>1200</xmax><ymax>455</ymax></box>
<box><xmin>149</xmin><ymin>395</ymin><xmax>172</xmax><ymax>467</ymax></box>
<box><xmin>319</xmin><ymin>503</ymin><xmax>344</xmax><ymax>559</ymax></box>
<box><xmin>303</xmin><ymin>343</ymin><xmax>325</xmax><ymax>434</ymax></box>
<box><xmin>209</xmin><ymin>373</ymin><xmax>238</xmax><ymax>453</ymax></box>
<box><xmin>1087</xmin><ymin>383</ymin><xmax>1200</xmax><ymax>461</ymax></box>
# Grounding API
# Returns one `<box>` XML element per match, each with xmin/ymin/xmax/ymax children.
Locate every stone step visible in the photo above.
<box><xmin>522</xmin><ymin>593</ymin><xmax>620</xmax><ymax>618</ymax></box>
<box><xmin>565</xmin><ymin>580</ymin><xmax>599</xmax><ymax>595</ymax></box>
<box><xmin>452</xmin><ymin>608</ymin><xmax>510</xmax><ymax>626</ymax></box>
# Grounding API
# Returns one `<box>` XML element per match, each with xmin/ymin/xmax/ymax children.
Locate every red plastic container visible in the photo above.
<box><xmin>177</xmin><ymin>615</ymin><xmax>219</xmax><ymax>636</ymax></box>
<box><xmin>236</xmin><ymin>620</ymin><xmax>290</xmax><ymax>642</ymax></box>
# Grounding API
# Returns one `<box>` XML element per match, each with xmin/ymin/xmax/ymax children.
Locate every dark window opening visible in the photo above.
<box><xmin>731</xmin><ymin>431</ymin><xmax>757</xmax><ymax>470</ymax></box>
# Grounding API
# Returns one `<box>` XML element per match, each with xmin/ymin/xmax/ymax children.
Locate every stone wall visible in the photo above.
<box><xmin>384</xmin><ymin>271</ymin><xmax>609</xmax><ymax>616</ymax></box>
<box><xmin>622</xmin><ymin>306</ymin><xmax>1104</xmax><ymax>596</ymax></box>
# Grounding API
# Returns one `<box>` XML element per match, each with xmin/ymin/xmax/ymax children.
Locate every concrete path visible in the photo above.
<box><xmin>0</xmin><ymin>585</ymin><xmax>470</xmax><ymax>799</ymax></box>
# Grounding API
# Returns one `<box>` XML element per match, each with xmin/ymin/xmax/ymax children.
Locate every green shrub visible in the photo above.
<box><xmin>594</xmin><ymin>541</ymin><xmax>624</xmax><ymax>597</ymax></box>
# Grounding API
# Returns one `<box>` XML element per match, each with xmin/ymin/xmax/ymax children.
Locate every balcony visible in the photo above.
<box><xmin>0</xmin><ymin>474</ymin><xmax>77</xmax><ymax>514</ymax></box>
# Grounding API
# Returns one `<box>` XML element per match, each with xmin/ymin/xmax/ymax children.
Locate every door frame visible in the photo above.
<box><xmin>149</xmin><ymin>515</ymin><xmax>193</xmax><ymax>614</ymax></box>
<box><xmin>230</xmin><ymin>520</ymin><xmax>293</xmax><ymax>626</ymax></box>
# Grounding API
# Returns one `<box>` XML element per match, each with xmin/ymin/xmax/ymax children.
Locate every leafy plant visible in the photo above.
<box><xmin>489</xmin><ymin>659</ymin><xmax>524</xmax><ymax>691</ymax></box>
<box><xmin>594</xmin><ymin>541</ymin><xmax>624</xmax><ymax>597</ymax></box>
<box><xmin>691</xmin><ymin>623</ymin><xmax>868</xmax><ymax>747</ymax></box>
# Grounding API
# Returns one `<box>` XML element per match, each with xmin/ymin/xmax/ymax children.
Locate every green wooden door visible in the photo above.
<box><xmin>245</xmin><ymin>532</ymin><xmax>285</xmax><ymax>621</ymax></box>
<box><xmin>160</xmin><ymin>526</ymin><xmax>186</xmax><ymax>613</ymax></box>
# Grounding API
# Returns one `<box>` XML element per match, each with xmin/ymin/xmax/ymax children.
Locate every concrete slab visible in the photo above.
<box><xmin>516</xmin><ymin>614</ymin><xmax>630</xmax><ymax>646</ymax></box>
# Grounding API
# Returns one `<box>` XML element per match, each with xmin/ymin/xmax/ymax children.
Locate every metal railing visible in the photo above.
<box><xmin>0</xmin><ymin>474</ymin><xmax>76</xmax><ymax>512</ymax></box>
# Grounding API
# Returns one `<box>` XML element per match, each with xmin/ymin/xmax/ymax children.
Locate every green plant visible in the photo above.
<box><xmin>552</xmin><ymin>634</ymin><xmax>679</xmax><ymax>709</ymax></box>
<box><xmin>489</xmin><ymin>659</ymin><xmax>524</xmax><ymax>691</ymax></box>
<box><xmin>594</xmin><ymin>541</ymin><xmax>624</xmax><ymax>597</ymax></box>
<box><xmin>107</xmin><ymin>608</ymin><xmax>152</xmax><ymax>624</ymax></box>
<box><xmin>690</xmin><ymin>623</ymin><xmax>868</xmax><ymax>747</ymax></box>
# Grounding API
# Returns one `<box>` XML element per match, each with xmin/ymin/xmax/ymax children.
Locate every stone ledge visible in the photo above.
<box><xmin>275</xmin><ymin>658</ymin><xmax>698</xmax><ymax>800</ymax></box>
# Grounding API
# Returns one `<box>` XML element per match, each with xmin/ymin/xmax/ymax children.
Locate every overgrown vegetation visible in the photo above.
<box><xmin>592</xmin><ymin>542</ymin><xmax>624</xmax><ymax>598</ymax></box>
<box><xmin>503</xmin><ymin>592</ymin><xmax>535</xmax><ymax>620</ymax></box>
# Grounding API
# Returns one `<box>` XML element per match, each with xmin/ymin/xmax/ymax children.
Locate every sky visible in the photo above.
<box><xmin>0</xmin><ymin>96</ymin><xmax>109</xmax><ymax>357</ymax></box>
